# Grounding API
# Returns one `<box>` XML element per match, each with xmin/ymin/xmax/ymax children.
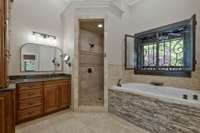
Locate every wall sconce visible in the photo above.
<box><xmin>32</xmin><ymin>31</ymin><xmax>57</xmax><ymax>45</ymax></box>
<box><xmin>61</xmin><ymin>53</ymin><xmax>71</xmax><ymax>67</ymax></box>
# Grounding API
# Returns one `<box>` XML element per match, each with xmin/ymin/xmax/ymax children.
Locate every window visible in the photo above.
<box><xmin>23</xmin><ymin>54</ymin><xmax>37</xmax><ymax>72</ymax></box>
<box><xmin>134</xmin><ymin>15</ymin><xmax>197</xmax><ymax>77</ymax></box>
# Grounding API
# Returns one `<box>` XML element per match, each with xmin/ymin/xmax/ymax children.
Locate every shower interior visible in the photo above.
<box><xmin>79</xmin><ymin>19</ymin><xmax>104</xmax><ymax>106</ymax></box>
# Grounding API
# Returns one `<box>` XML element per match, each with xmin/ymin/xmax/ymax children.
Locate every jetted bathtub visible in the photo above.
<box><xmin>109</xmin><ymin>83</ymin><xmax>200</xmax><ymax>133</ymax></box>
<box><xmin>111</xmin><ymin>83</ymin><xmax>200</xmax><ymax>106</ymax></box>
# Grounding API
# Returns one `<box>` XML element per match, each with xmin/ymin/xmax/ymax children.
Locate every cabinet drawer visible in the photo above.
<box><xmin>18</xmin><ymin>97</ymin><xmax>43</xmax><ymax>110</ymax></box>
<box><xmin>17</xmin><ymin>82</ymin><xmax>43</xmax><ymax>91</ymax></box>
<box><xmin>44</xmin><ymin>80</ymin><xmax>70</xmax><ymax>87</ymax></box>
<box><xmin>17</xmin><ymin>106</ymin><xmax>43</xmax><ymax>121</ymax></box>
<box><xmin>18</xmin><ymin>88</ymin><xmax>43</xmax><ymax>100</ymax></box>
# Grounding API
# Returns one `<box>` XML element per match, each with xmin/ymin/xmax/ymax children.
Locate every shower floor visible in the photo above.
<box><xmin>79</xmin><ymin>89</ymin><xmax>104</xmax><ymax>106</ymax></box>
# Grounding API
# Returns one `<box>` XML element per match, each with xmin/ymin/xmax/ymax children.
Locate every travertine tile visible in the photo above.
<box><xmin>109</xmin><ymin>64</ymin><xmax>200</xmax><ymax>91</ymax></box>
<box><xmin>16</xmin><ymin>111</ymin><xmax>149</xmax><ymax>133</ymax></box>
<box><xmin>79</xmin><ymin>29</ymin><xmax>104</xmax><ymax>106</ymax></box>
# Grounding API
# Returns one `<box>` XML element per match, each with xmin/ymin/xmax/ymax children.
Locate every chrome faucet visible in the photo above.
<box><xmin>117</xmin><ymin>79</ymin><xmax>122</xmax><ymax>87</ymax></box>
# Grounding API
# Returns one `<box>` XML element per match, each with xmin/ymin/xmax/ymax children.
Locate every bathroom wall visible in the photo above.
<box><xmin>61</xmin><ymin>1</ymin><xmax>133</xmax><ymax>110</ymax></box>
<box><xmin>61</xmin><ymin>8</ymin><xmax>76</xmax><ymax>110</ymax></box>
<box><xmin>9</xmin><ymin>0</ymin><xmax>66</xmax><ymax>75</ymax></box>
<box><xmin>79</xmin><ymin>29</ymin><xmax>104</xmax><ymax>106</ymax></box>
<box><xmin>123</xmin><ymin>0</ymin><xmax>200</xmax><ymax>90</ymax></box>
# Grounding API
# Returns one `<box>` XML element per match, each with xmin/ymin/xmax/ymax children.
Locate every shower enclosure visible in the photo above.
<box><xmin>79</xmin><ymin>19</ymin><xmax>104</xmax><ymax>106</ymax></box>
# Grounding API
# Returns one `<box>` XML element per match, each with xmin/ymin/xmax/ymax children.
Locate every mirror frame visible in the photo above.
<box><xmin>20</xmin><ymin>43</ymin><xmax>64</xmax><ymax>72</ymax></box>
<box><xmin>125</xmin><ymin>34</ymin><xmax>135</xmax><ymax>70</ymax></box>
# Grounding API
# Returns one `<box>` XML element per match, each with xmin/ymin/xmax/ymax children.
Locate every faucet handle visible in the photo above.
<box><xmin>117</xmin><ymin>79</ymin><xmax>122</xmax><ymax>87</ymax></box>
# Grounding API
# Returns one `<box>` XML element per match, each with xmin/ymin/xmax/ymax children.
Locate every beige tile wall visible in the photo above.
<box><xmin>79</xmin><ymin>29</ymin><xmax>104</xmax><ymax>106</ymax></box>
<box><xmin>108</xmin><ymin>64</ymin><xmax>200</xmax><ymax>91</ymax></box>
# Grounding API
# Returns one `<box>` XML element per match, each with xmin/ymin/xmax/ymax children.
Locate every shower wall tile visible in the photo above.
<box><xmin>107</xmin><ymin>64</ymin><xmax>200</xmax><ymax>91</ymax></box>
<box><xmin>80</xmin><ymin>52</ymin><xmax>103</xmax><ymax>66</ymax></box>
<box><xmin>80</xmin><ymin>29</ymin><xmax>103</xmax><ymax>54</ymax></box>
<box><xmin>79</xmin><ymin>29</ymin><xmax>104</xmax><ymax>106</ymax></box>
<box><xmin>107</xmin><ymin>64</ymin><xmax>124</xmax><ymax>89</ymax></box>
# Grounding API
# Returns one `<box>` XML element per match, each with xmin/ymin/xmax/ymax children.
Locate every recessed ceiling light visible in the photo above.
<box><xmin>98</xmin><ymin>24</ymin><xmax>103</xmax><ymax>28</ymax></box>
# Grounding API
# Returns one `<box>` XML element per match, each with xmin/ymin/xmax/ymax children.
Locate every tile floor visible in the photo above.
<box><xmin>16</xmin><ymin>110</ymin><xmax>149</xmax><ymax>133</ymax></box>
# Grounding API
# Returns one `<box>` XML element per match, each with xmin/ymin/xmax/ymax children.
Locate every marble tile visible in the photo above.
<box><xmin>16</xmin><ymin>111</ymin><xmax>149</xmax><ymax>133</ymax></box>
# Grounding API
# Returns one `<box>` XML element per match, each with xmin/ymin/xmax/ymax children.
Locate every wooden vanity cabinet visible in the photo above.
<box><xmin>0</xmin><ymin>91</ymin><xmax>15</xmax><ymax>133</ymax></box>
<box><xmin>44</xmin><ymin>80</ymin><xmax>71</xmax><ymax>114</ymax></box>
<box><xmin>16</xmin><ymin>82</ymin><xmax>44</xmax><ymax>123</ymax></box>
<box><xmin>0</xmin><ymin>0</ymin><xmax>7</xmax><ymax>88</ymax></box>
<box><xmin>58</xmin><ymin>82</ymin><xmax>71</xmax><ymax>109</ymax></box>
<box><xmin>16</xmin><ymin>79</ymin><xmax>71</xmax><ymax>123</ymax></box>
<box><xmin>44</xmin><ymin>84</ymin><xmax>58</xmax><ymax>113</ymax></box>
<box><xmin>0</xmin><ymin>0</ymin><xmax>15</xmax><ymax>132</ymax></box>
<box><xmin>0</xmin><ymin>0</ymin><xmax>12</xmax><ymax>88</ymax></box>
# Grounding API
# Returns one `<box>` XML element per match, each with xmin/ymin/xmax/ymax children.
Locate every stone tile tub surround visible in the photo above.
<box><xmin>108</xmin><ymin>83</ymin><xmax>200</xmax><ymax>133</ymax></box>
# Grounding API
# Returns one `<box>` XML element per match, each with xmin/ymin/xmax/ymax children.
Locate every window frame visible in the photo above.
<box><xmin>125</xmin><ymin>34</ymin><xmax>135</xmax><ymax>70</ymax></box>
<box><xmin>134</xmin><ymin>15</ymin><xmax>197</xmax><ymax>77</ymax></box>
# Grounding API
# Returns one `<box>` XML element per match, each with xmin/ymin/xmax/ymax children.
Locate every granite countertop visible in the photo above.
<box><xmin>0</xmin><ymin>83</ymin><xmax>16</xmax><ymax>92</ymax></box>
<box><xmin>9</xmin><ymin>76</ymin><xmax>71</xmax><ymax>84</ymax></box>
<box><xmin>0</xmin><ymin>74</ymin><xmax>71</xmax><ymax>92</ymax></box>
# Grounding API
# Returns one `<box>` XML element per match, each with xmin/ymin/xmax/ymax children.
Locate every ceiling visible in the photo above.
<box><xmin>63</xmin><ymin>0</ymin><xmax>141</xmax><ymax>7</ymax></box>
<box><xmin>79</xmin><ymin>19</ymin><xmax>104</xmax><ymax>34</ymax></box>
<box><xmin>125</xmin><ymin>0</ymin><xmax>141</xmax><ymax>6</ymax></box>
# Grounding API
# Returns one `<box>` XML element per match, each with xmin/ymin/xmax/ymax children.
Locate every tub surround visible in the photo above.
<box><xmin>109</xmin><ymin>87</ymin><xmax>200</xmax><ymax>133</ymax></box>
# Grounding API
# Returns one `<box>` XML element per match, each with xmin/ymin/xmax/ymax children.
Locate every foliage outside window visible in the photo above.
<box><xmin>134</xmin><ymin>15</ymin><xmax>197</xmax><ymax>77</ymax></box>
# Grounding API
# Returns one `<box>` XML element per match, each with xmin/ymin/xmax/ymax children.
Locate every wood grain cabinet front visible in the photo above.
<box><xmin>16</xmin><ymin>82</ymin><xmax>44</xmax><ymax>123</ymax></box>
<box><xmin>44</xmin><ymin>85</ymin><xmax>58</xmax><ymax>113</ymax></box>
<box><xmin>0</xmin><ymin>91</ymin><xmax>15</xmax><ymax>133</ymax></box>
<box><xmin>58</xmin><ymin>81</ymin><xmax>71</xmax><ymax>109</ymax></box>
<box><xmin>16</xmin><ymin>79</ymin><xmax>71</xmax><ymax>123</ymax></box>
<box><xmin>0</xmin><ymin>0</ymin><xmax>7</xmax><ymax>88</ymax></box>
<box><xmin>44</xmin><ymin>80</ymin><xmax>71</xmax><ymax>114</ymax></box>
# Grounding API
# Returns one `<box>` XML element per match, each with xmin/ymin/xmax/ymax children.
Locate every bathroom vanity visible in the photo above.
<box><xmin>10</xmin><ymin>75</ymin><xmax>71</xmax><ymax>123</ymax></box>
<box><xmin>0</xmin><ymin>0</ymin><xmax>15</xmax><ymax>132</ymax></box>
<box><xmin>0</xmin><ymin>88</ymin><xmax>15</xmax><ymax>133</ymax></box>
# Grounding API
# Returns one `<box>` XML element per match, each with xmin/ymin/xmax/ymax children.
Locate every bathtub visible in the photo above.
<box><xmin>109</xmin><ymin>83</ymin><xmax>200</xmax><ymax>133</ymax></box>
<box><xmin>111</xmin><ymin>83</ymin><xmax>200</xmax><ymax>107</ymax></box>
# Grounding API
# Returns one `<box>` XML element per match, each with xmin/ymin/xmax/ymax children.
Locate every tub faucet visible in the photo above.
<box><xmin>117</xmin><ymin>79</ymin><xmax>122</xmax><ymax>87</ymax></box>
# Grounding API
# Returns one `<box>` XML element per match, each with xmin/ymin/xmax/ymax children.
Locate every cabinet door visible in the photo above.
<box><xmin>0</xmin><ymin>95</ymin><xmax>6</xmax><ymax>133</ymax></box>
<box><xmin>0</xmin><ymin>91</ymin><xmax>15</xmax><ymax>133</ymax></box>
<box><xmin>58</xmin><ymin>81</ymin><xmax>71</xmax><ymax>109</ymax></box>
<box><xmin>58</xmin><ymin>85</ymin><xmax>68</xmax><ymax>109</ymax></box>
<box><xmin>0</xmin><ymin>0</ymin><xmax>7</xmax><ymax>88</ymax></box>
<box><xmin>44</xmin><ymin>86</ymin><xmax>58</xmax><ymax>113</ymax></box>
